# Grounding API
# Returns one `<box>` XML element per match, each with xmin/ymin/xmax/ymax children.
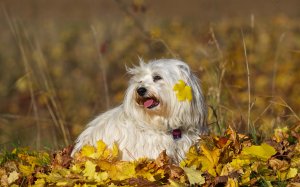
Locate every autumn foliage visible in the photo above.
<box><xmin>1</xmin><ymin>1</ymin><xmax>300</xmax><ymax>186</ymax></box>
<box><xmin>1</xmin><ymin>125</ymin><xmax>300</xmax><ymax>186</ymax></box>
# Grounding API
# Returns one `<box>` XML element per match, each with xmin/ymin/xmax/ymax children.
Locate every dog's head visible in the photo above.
<box><xmin>124</xmin><ymin>59</ymin><xmax>207</xmax><ymax>132</ymax></box>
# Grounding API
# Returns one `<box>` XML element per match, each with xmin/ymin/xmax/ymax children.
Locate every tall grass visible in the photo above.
<box><xmin>4</xmin><ymin>9</ymin><xmax>71</xmax><ymax>148</ymax></box>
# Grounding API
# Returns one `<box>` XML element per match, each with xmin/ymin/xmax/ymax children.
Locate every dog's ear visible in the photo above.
<box><xmin>126</xmin><ymin>57</ymin><xmax>146</xmax><ymax>75</ymax></box>
<box><xmin>125</xmin><ymin>65</ymin><xmax>136</xmax><ymax>75</ymax></box>
<box><xmin>176</xmin><ymin>61</ymin><xmax>207</xmax><ymax>130</ymax></box>
<box><xmin>176</xmin><ymin>63</ymin><xmax>193</xmax><ymax>84</ymax></box>
<box><xmin>177</xmin><ymin>64</ymin><xmax>190</xmax><ymax>74</ymax></box>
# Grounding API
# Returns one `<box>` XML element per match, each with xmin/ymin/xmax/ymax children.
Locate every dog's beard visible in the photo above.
<box><xmin>123</xmin><ymin>85</ymin><xmax>171</xmax><ymax>130</ymax></box>
<box><xmin>136</xmin><ymin>93</ymin><xmax>160</xmax><ymax>109</ymax></box>
<box><xmin>134</xmin><ymin>89</ymin><xmax>171</xmax><ymax>118</ymax></box>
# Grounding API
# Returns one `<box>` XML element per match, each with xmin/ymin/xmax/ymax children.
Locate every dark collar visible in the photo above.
<box><xmin>172</xmin><ymin>128</ymin><xmax>182</xmax><ymax>140</ymax></box>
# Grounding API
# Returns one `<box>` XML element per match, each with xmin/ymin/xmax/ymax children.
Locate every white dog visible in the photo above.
<box><xmin>71</xmin><ymin>59</ymin><xmax>207</xmax><ymax>162</ymax></box>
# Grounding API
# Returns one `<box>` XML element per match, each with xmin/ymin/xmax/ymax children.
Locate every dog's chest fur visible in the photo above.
<box><xmin>72</xmin><ymin>105</ymin><xmax>199</xmax><ymax>161</ymax></box>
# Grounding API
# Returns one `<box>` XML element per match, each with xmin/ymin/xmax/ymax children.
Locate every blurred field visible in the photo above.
<box><xmin>1</xmin><ymin>0</ymin><xmax>300</xmax><ymax>150</ymax></box>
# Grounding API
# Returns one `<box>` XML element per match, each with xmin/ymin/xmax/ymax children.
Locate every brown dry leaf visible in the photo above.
<box><xmin>1</xmin><ymin>173</ymin><xmax>8</xmax><ymax>187</ymax></box>
<box><xmin>127</xmin><ymin>177</ymin><xmax>158</xmax><ymax>187</ymax></box>
<box><xmin>215</xmin><ymin>137</ymin><xmax>230</xmax><ymax>149</ymax></box>
<box><xmin>269</xmin><ymin>158</ymin><xmax>290</xmax><ymax>171</ymax></box>
<box><xmin>51</xmin><ymin>145</ymin><xmax>73</xmax><ymax>169</ymax></box>
<box><xmin>169</xmin><ymin>165</ymin><xmax>185</xmax><ymax>180</ymax></box>
<box><xmin>155</xmin><ymin>150</ymin><xmax>170</xmax><ymax>167</ymax></box>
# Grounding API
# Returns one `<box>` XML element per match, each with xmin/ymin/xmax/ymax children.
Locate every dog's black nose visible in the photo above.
<box><xmin>137</xmin><ymin>87</ymin><xmax>147</xmax><ymax>96</ymax></box>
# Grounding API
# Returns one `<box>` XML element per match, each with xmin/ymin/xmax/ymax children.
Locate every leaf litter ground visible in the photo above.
<box><xmin>1</xmin><ymin>124</ymin><xmax>300</xmax><ymax>187</ymax></box>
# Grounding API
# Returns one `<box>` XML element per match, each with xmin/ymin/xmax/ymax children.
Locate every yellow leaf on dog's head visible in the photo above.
<box><xmin>173</xmin><ymin>80</ymin><xmax>193</xmax><ymax>102</ymax></box>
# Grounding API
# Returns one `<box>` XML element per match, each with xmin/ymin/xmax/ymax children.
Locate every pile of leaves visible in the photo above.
<box><xmin>1</xmin><ymin>125</ymin><xmax>300</xmax><ymax>186</ymax></box>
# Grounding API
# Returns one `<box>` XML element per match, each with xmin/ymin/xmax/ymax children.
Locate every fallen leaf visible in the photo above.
<box><xmin>7</xmin><ymin>171</ymin><xmax>19</xmax><ymax>184</ymax></box>
<box><xmin>19</xmin><ymin>164</ymin><xmax>34</xmax><ymax>176</ymax></box>
<box><xmin>286</xmin><ymin>168</ymin><xmax>298</xmax><ymax>179</ymax></box>
<box><xmin>169</xmin><ymin>179</ymin><xmax>185</xmax><ymax>187</ymax></box>
<box><xmin>32</xmin><ymin>178</ymin><xmax>45</xmax><ymax>187</ymax></box>
<box><xmin>80</xmin><ymin>145</ymin><xmax>96</xmax><ymax>158</ymax></box>
<box><xmin>242</xmin><ymin>143</ymin><xmax>276</xmax><ymax>161</ymax></box>
<box><xmin>269</xmin><ymin>158</ymin><xmax>290</xmax><ymax>171</ymax></box>
<box><xmin>83</xmin><ymin>160</ymin><xmax>96</xmax><ymax>180</ymax></box>
<box><xmin>182</xmin><ymin>167</ymin><xmax>205</xmax><ymax>185</ymax></box>
<box><xmin>226</xmin><ymin>178</ymin><xmax>238</xmax><ymax>187</ymax></box>
<box><xmin>199</xmin><ymin>145</ymin><xmax>221</xmax><ymax>176</ymax></box>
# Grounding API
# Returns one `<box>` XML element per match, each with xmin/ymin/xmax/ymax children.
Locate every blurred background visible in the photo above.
<box><xmin>1</xmin><ymin>0</ymin><xmax>300</xmax><ymax>151</ymax></box>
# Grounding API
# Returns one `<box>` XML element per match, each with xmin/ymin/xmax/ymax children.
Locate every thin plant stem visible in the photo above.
<box><xmin>241</xmin><ymin>29</ymin><xmax>252</xmax><ymax>132</ymax></box>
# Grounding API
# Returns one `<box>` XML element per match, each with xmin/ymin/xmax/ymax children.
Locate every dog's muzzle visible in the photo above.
<box><xmin>136</xmin><ymin>87</ymin><xmax>160</xmax><ymax>109</ymax></box>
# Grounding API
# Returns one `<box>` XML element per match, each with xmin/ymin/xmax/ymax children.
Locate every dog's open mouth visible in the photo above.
<box><xmin>140</xmin><ymin>97</ymin><xmax>160</xmax><ymax>109</ymax></box>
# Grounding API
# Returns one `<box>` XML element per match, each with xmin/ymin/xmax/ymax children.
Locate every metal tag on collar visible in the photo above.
<box><xmin>172</xmin><ymin>128</ymin><xmax>182</xmax><ymax>140</ymax></box>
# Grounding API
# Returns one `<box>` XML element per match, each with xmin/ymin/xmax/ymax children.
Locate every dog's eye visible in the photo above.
<box><xmin>153</xmin><ymin>75</ymin><xmax>162</xmax><ymax>82</ymax></box>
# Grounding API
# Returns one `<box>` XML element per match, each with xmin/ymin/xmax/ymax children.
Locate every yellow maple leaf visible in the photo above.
<box><xmin>286</xmin><ymin>168</ymin><xmax>298</xmax><ymax>179</ymax></box>
<box><xmin>7</xmin><ymin>171</ymin><xmax>19</xmax><ymax>184</ymax></box>
<box><xmin>94</xmin><ymin>172</ymin><xmax>109</xmax><ymax>183</ymax></box>
<box><xmin>93</xmin><ymin>140</ymin><xmax>119</xmax><ymax>160</ymax></box>
<box><xmin>32</xmin><ymin>178</ymin><xmax>46</xmax><ymax>187</ymax></box>
<box><xmin>111</xmin><ymin>143</ymin><xmax>119</xmax><ymax>159</ymax></box>
<box><xmin>19</xmin><ymin>164</ymin><xmax>34</xmax><ymax>176</ymax></box>
<box><xmin>97</xmin><ymin>140</ymin><xmax>107</xmax><ymax>155</ymax></box>
<box><xmin>226</xmin><ymin>178</ymin><xmax>239</xmax><ymax>187</ymax></box>
<box><xmin>198</xmin><ymin>145</ymin><xmax>221</xmax><ymax>176</ymax></box>
<box><xmin>182</xmin><ymin>167</ymin><xmax>205</xmax><ymax>185</ymax></box>
<box><xmin>169</xmin><ymin>179</ymin><xmax>186</xmax><ymax>187</ymax></box>
<box><xmin>83</xmin><ymin>160</ymin><xmax>96</xmax><ymax>180</ymax></box>
<box><xmin>71</xmin><ymin>163</ymin><xmax>83</xmax><ymax>174</ymax></box>
<box><xmin>180</xmin><ymin>145</ymin><xmax>200</xmax><ymax>168</ymax></box>
<box><xmin>230</xmin><ymin>158</ymin><xmax>251</xmax><ymax>169</ymax></box>
<box><xmin>99</xmin><ymin>160</ymin><xmax>136</xmax><ymax>181</ymax></box>
<box><xmin>112</xmin><ymin>162</ymin><xmax>136</xmax><ymax>180</ymax></box>
<box><xmin>81</xmin><ymin>144</ymin><xmax>96</xmax><ymax>158</ymax></box>
<box><xmin>173</xmin><ymin>80</ymin><xmax>193</xmax><ymax>102</ymax></box>
<box><xmin>242</xmin><ymin>143</ymin><xmax>276</xmax><ymax>161</ymax></box>
<box><xmin>278</xmin><ymin>168</ymin><xmax>298</xmax><ymax>180</ymax></box>
<box><xmin>136</xmin><ymin>171</ymin><xmax>156</xmax><ymax>181</ymax></box>
<box><xmin>56</xmin><ymin>181</ymin><xmax>69</xmax><ymax>186</ymax></box>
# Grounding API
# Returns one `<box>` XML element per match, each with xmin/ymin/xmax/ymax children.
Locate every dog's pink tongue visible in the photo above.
<box><xmin>144</xmin><ymin>99</ymin><xmax>154</xmax><ymax>108</ymax></box>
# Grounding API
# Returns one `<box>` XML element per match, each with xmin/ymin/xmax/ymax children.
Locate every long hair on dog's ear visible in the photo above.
<box><xmin>174</xmin><ymin>61</ymin><xmax>208</xmax><ymax>134</ymax></box>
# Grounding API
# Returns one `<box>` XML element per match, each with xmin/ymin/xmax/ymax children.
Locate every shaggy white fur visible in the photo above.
<box><xmin>71</xmin><ymin>59</ymin><xmax>207</xmax><ymax>162</ymax></box>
